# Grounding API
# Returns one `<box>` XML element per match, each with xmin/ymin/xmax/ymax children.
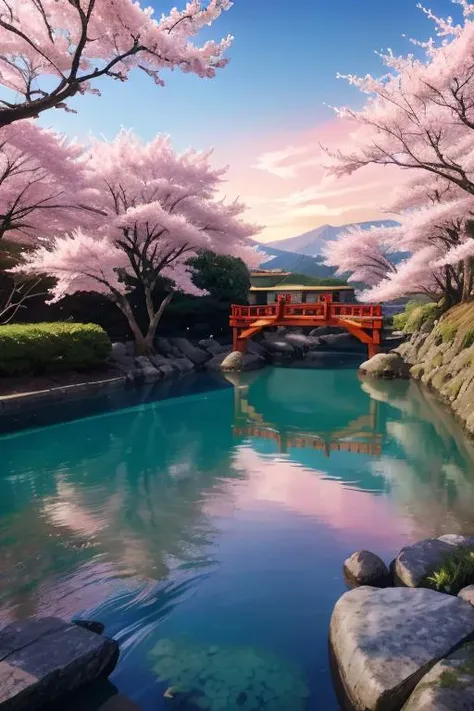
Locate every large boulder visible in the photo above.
<box><xmin>393</xmin><ymin>535</ymin><xmax>474</xmax><ymax>587</ymax></box>
<box><xmin>0</xmin><ymin>617</ymin><xmax>119</xmax><ymax>711</ymax></box>
<box><xmin>169</xmin><ymin>338</ymin><xmax>210</xmax><ymax>366</ymax></box>
<box><xmin>402</xmin><ymin>643</ymin><xmax>474</xmax><ymax>710</ymax></box>
<box><xmin>318</xmin><ymin>332</ymin><xmax>361</xmax><ymax>350</ymax></box>
<box><xmin>343</xmin><ymin>550</ymin><xmax>390</xmax><ymax>587</ymax></box>
<box><xmin>111</xmin><ymin>342</ymin><xmax>128</xmax><ymax>360</ymax></box>
<box><xmin>247</xmin><ymin>339</ymin><xmax>268</xmax><ymax>358</ymax></box>
<box><xmin>359</xmin><ymin>352</ymin><xmax>410</xmax><ymax>379</ymax></box>
<box><xmin>330</xmin><ymin>586</ymin><xmax>474</xmax><ymax>711</ymax></box>
<box><xmin>261</xmin><ymin>337</ymin><xmax>295</xmax><ymax>355</ymax></box>
<box><xmin>205</xmin><ymin>351</ymin><xmax>264</xmax><ymax>372</ymax></box>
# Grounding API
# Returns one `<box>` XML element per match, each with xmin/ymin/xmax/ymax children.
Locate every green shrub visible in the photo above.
<box><xmin>439</xmin><ymin>321</ymin><xmax>458</xmax><ymax>343</ymax></box>
<box><xmin>393</xmin><ymin>301</ymin><xmax>440</xmax><ymax>334</ymax></box>
<box><xmin>0</xmin><ymin>322</ymin><xmax>111</xmax><ymax>376</ymax></box>
<box><xmin>425</xmin><ymin>546</ymin><xmax>474</xmax><ymax>595</ymax></box>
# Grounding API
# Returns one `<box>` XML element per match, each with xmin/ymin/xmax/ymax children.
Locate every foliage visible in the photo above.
<box><xmin>425</xmin><ymin>546</ymin><xmax>474</xmax><ymax>595</ymax></box>
<box><xmin>461</xmin><ymin>328</ymin><xmax>474</xmax><ymax>350</ymax></box>
<box><xmin>0</xmin><ymin>0</ymin><xmax>232</xmax><ymax>127</ymax></box>
<box><xmin>323</xmin><ymin>2</ymin><xmax>474</xmax><ymax>305</ymax></box>
<box><xmin>0</xmin><ymin>322</ymin><xmax>111</xmax><ymax>376</ymax></box>
<box><xmin>17</xmin><ymin>130</ymin><xmax>259</xmax><ymax>352</ymax></box>
<box><xmin>189</xmin><ymin>251</ymin><xmax>250</xmax><ymax>304</ymax></box>
<box><xmin>393</xmin><ymin>301</ymin><xmax>440</xmax><ymax>333</ymax></box>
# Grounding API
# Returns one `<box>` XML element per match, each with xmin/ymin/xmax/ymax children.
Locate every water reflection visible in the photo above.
<box><xmin>1</xmin><ymin>368</ymin><xmax>474</xmax><ymax>710</ymax></box>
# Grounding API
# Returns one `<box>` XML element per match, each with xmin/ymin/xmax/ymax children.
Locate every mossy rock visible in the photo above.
<box><xmin>402</xmin><ymin>643</ymin><xmax>474</xmax><ymax>709</ymax></box>
<box><xmin>359</xmin><ymin>352</ymin><xmax>410</xmax><ymax>379</ymax></box>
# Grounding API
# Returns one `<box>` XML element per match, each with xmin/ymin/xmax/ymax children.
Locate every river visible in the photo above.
<box><xmin>1</xmin><ymin>366</ymin><xmax>474</xmax><ymax>711</ymax></box>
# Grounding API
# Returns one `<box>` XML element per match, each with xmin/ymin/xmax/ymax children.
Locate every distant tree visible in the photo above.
<box><xmin>189</xmin><ymin>251</ymin><xmax>250</xmax><ymax>304</ymax></box>
<box><xmin>18</xmin><ymin>130</ymin><xmax>260</xmax><ymax>353</ymax></box>
<box><xmin>0</xmin><ymin>0</ymin><xmax>232</xmax><ymax>127</ymax></box>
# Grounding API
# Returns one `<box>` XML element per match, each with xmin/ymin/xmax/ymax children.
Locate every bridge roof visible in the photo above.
<box><xmin>249</xmin><ymin>284</ymin><xmax>355</xmax><ymax>292</ymax></box>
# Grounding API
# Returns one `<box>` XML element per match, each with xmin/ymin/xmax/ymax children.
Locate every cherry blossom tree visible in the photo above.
<box><xmin>17</xmin><ymin>130</ymin><xmax>260</xmax><ymax>353</ymax></box>
<box><xmin>0</xmin><ymin>0</ymin><xmax>233</xmax><ymax>127</ymax></box>
<box><xmin>0</xmin><ymin>119</ymin><xmax>95</xmax><ymax>243</ymax></box>
<box><xmin>323</xmin><ymin>0</ymin><xmax>474</xmax><ymax>302</ymax></box>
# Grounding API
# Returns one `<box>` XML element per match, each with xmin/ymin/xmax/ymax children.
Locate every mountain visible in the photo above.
<box><xmin>263</xmin><ymin>220</ymin><xmax>399</xmax><ymax>257</ymax></box>
<box><xmin>253</xmin><ymin>242</ymin><xmax>339</xmax><ymax>279</ymax></box>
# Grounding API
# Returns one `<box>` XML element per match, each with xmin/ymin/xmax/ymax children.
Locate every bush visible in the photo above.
<box><xmin>425</xmin><ymin>546</ymin><xmax>474</xmax><ymax>595</ymax></box>
<box><xmin>393</xmin><ymin>301</ymin><xmax>440</xmax><ymax>333</ymax></box>
<box><xmin>0</xmin><ymin>322</ymin><xmax>111</xmax><ymax>376</ymax></box>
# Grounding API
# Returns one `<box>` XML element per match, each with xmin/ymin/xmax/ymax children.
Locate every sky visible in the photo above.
<box><xmin>38</xmin><ymin>0</ymin><xmax>458</xmax><ymax>243</ymax></box>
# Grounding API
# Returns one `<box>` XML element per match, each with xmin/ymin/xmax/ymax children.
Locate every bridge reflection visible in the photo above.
<box><xmin>230</xmin><ymin>375</ymin><xmax>382</xmax><ymax>457</ymax></box>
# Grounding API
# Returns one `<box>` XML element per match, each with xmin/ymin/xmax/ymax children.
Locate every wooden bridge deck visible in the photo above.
<box><xmin>230</xmin><ymin>301</ymin><xmax>384</xmax><ymax>358</ymax></box>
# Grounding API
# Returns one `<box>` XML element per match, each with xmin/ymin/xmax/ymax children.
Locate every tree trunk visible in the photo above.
<box><xmin>462</xmin><ymin>258</ymin><xmax>473</xmax><ymax>302</ymax></box>
<box><xmin>114</xmin><ymin>295</ymin><xmax>148</xmax><ymax>355</ymax></box>
<box><xmin>143</xmin><ymin>293</ymin><xmax>173</xmax><ymax>351</ymax></box>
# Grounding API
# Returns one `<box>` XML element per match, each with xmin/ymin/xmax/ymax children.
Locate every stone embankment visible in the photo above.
<box><xmin>331</xmin><ymin>535</ymin><xmax>474</xmax><ymax>711</ymax></box>
<box><xmin>359</xmin><ymin>303</ymin><xmax>474</xmax><ymax>435</ymax></box>
<box><xmin>110</xmin><ymin>326</ymin><xmax>394</xmax><ymax>383</ymax></box>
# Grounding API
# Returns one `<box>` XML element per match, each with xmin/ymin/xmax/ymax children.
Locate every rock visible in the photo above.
<box><xmin>0</xmin><ymin>617</ymin><xmax>118</xmax><ymax>711</ymax></box>
<box><xmin>219</xmin><ymin>351</ymin><xmax>243</xmax><ymax>371</ymax></box>
<box><xmin>72</xmin><ymin>620</ymin><xmax>105</xmax><ymax>636</ymax></box>
<box><xmin>154</xmin><ymin>337</ymin><xmax>174</xmax><ymax>356</ymax></box>
<box><xmin>261</xmin><ymin>338</ymin><xmax>295</xmax><ymax>354</ymax></box>
<box><xmin>359</xmin><ymin>352</ymin><xmax>410</xmax><ymax>379</ymax></box>
<box><xmin>318</xmin><ymin>332</ymin><xmax>361</xmax><ymax>350</ymax></box>
<box><xmin>343</xmin><ymin>550</ymin><xmax>390</xmax><ymax>587</ymax></box>
<box><xmin>172</xmin><ymin>357</ymin><xmax>194</xmax><ymax>374</ymax></box>
<box><xmin>309</xmin><ymin>326</ymin><xmax>345</xmax><ymax>337</ymax></box>
<box><xmin>284</xmin><ymin>333</ymin><xmax>313</xmax><ymax>350</ymax></box>
<box><xmin>330</xmin><ymin>586</ymin><xmax>474</xmax><ymax>711</ymax></box>
<box><xmin>110</xmin><ymin>342</ymin><xmax>127</xmax><ymax>360</ymax></box>
<box><xmin>158</xmin><ymin>363</ymin><xmax>175</xmax><ymax>379</ymax></box>
<box><xmin>458</xmin><ymin>586</ymin><xmax>474</xmax><ymax>606</ymax></box>
<box><xmin>134</xmin><ymin>357</ymin><xmax>162</xmax><ymax>384</ymax></box>
<box><xmin>169</xmin><ymin>338</ymin><xmax>210</xmax><ymax>365</ymax></box>
<box><xmin>242</xmin><ymin>353</ymin><xmax>265</xmax><ymax>371</ymax></box>
<box><xmin>247</xmin><ymin>340</ymin><xmax>268</xmax><ymax>358</ymax></box>
<box><xmin>198</xmin><ymin>338</ymin><xmax>226</xmax><ymax>355</ymax></box>
<box><xmin>393</xmin><ymin>536</ymin><xmax>474</xmax><ymax>587</ymax></box>
<box><xmin>149</xmin><ymin>354</ymin><xmax>172</xmax><ymax>368</ymax></box>
<box><xmin>402</xmin><ymin>642</ymin><xmax>474</xmax><ymax>710</ymax></box>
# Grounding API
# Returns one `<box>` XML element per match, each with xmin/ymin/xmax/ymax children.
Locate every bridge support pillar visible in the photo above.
<box><xmin>233</xmin><ymin>329</ymin><xmax>247</xmax><ymax>353</ymax></box>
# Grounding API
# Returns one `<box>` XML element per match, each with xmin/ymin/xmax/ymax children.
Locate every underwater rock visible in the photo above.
<box><xmin>148</xmin><ymin>637</ymin><xmax>309</xmax><ymax>711</ymax></box>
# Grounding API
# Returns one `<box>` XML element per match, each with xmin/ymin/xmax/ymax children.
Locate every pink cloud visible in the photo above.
<box><xmin>214</xmin><ymin>119</ymin><xmax>403</xmax><ymax>243</ymax></box>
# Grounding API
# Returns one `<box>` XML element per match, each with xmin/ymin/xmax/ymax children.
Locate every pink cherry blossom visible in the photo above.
<box><xmin>19</xmin><ymin>129</ymin><xmax>261</xmax><ymax>352</ymax></box>
<box><xmin>0</xmin><ymin>0</ymin><xmax>233</xmax><ymax>126</ymax></box>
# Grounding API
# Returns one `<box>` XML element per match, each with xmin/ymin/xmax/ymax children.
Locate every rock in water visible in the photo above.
<box><xmin>393</xmin><ymin>535</ymin><xmax>474</xmax><ymax>587</ymax></box>
<box><xmin>219</xmin><ymin>351</ymin><xmax>243</xmax><ymax>371</ymax></box>
<box><xmin>359</xmin><ymin>352</ymin><xmax>410</xmax><ymax>379</ymax></box>
<box><xmin>0</xmin><ymin>617</ymin><xmax>119</xmax><ymax>711</ymax></box>
<box><xmin>402</xmin><ymin>643</ymin><xmax>474</xmax><ymax>710</ymax></box>
<box><xmin>330</xmin><ymin>586</ymin><xmax>474</xmax><ymax>711</ymax></box>
<box><xmin>343</xmin><ymin>550</ymin><xmax>390</xmax><ymax>587</ymax></box>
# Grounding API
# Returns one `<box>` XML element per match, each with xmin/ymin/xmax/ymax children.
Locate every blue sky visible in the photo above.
<box><xmin>39</xmin><ymin>0</ymin><xmax>458</xmax><ymax>240</ymax></box>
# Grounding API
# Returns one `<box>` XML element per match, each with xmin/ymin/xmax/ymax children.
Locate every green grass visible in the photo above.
<box><xmin>425</xmin><ymin>546</ymin><xmax>474</xmax><ymax>595</ymax></box>
<box><xmin>439</xmin><ymin>321</ymin><xmax>459</xmax><ymax>343</ymax></box>
<box><xmin>461</xmin><ymin>327</ymin><xmax>474</xmax><ymax>350</ymax></box>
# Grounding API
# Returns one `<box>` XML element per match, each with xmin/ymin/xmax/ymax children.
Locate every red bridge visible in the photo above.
<box><xmin>230</xmin><ymin>296</ymin><xmax>384</xmax><ymax>358</ymax></box>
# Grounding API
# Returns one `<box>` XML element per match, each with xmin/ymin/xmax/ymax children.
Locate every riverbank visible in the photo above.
<box><xmin>393</xmin><ymin>303</ymin><xmax>474</xmax><ymax>435</ymax></box>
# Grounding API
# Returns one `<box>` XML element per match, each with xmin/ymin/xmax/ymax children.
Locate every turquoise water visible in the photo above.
<box><xmin>1</xmin><ymin>367</ymin><xmax>474</xmax><ymax>710</ymax></box>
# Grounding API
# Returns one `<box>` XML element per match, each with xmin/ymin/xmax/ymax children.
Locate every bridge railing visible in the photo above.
<box><xmin>231</xmin><ymin>302</ymin><xmax>382</xmax><ymax>322</ymax></box>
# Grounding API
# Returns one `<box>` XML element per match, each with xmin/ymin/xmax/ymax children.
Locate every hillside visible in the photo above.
<box><xmin>264</xmin><ymin>220</ymin><xmax>399</xmax><ymax>256</ymax></box>
<box><xmin>254</xmin><ymin>243</ymin><xmax>339</xmax><ymax>278</ymax></box>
